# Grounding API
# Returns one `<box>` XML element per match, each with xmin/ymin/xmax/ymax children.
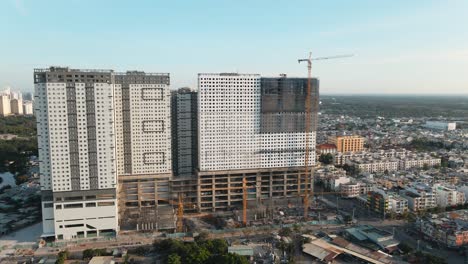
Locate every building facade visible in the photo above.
<box><xmin>328</xmin><ymin>135</ymin><xmax>364</xmax><ymax>153</ymax></box>
<box><xmin>35</xmin><ymin>67</ymin><xmax>173</xmax><ymax>239</ymax></box>
<box><xmin>433</xmin><ymin>184</ymin><xmax>465</xmax><ymax>208</ymax></box>
<box><xmin>113</xmin><ymin>71</ymin><xmax>173</xmax><ymax>231</ymax></box>
<box><xmin>197</xmin><ymin>73</ymin><xmax>319</xmax><ymax>212</ymax></box>
<box><xmin>0</xmin><ymin>94</ymin><xmax>10</xmax><ymax>116</ymax></box>
<box><xmin>23</xmin><ymin>101</ymin><xmax>34</xmax><ymax>115</ymax></box>
<box><xmin>34</xmin><ymin>67</ymin><xmax>118</xmax><ymax>240</ymax></box>
<box><xmin>10</xmin><ymin>98</ymin><xmax>23</xmax><ymax>115</ymax></box>
<box><xmin>399</xmin><ymin>185</ymin><xmax>436</xmax><ymax>212</ymax></box>
<box><xmin>316</xmin><ymin>143</ymin><xmax>337</xmax><ymax>155</ymax></box>
<box><xmin>340</xmin><ymin>183</ymin><xmax>361</xmax><ymax>198</ymax></box>
<box><xmin>171</xmin><ymin>87</ymin><xmax>198</xmax><ymax>177</ymax></box>
<box><xmin>424</xmin><ymin>121</ymin><xmax>456</xmax><ymax>131</ymax></box>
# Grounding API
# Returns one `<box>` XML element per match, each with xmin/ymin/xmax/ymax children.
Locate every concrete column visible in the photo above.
<box><xmin>212</xmin><ymin>176</ymin><xmax>215</xmax><ymax>212</ymax></box>
<box><xmin>196</xmin><ymin>174</ymin><xmax>202</xmax><ymax>212</ymax></box>
<box><xmin>283</xmin><ymin>172</ymin><xmax>287</xmax><ymax>196</ymax></box>
<box><xmin>256</xmin><ymin>175</ymin><xmax>261</xmax><ymax>204</ymax></box>
<box><xmin>269</xmin><ymin>173</ymin><xmax>273</xmax><ymax>198</ymax></box>
<box><xmin>227</xmin><ymin>174</ymin><xmax>231</xmax><ymax>206</ymax></box>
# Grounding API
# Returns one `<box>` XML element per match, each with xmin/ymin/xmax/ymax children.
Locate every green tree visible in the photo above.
<box><xmin>14</xmin><ymin>174</ymin><xmax>29</xmax><ymax>185</ymax></box>
<box><xmin>399</xmin><ymin>243</ymin><xmax>413</xmax><ymax>254</ymax></box>
<box><xmin>279</xmin><ymin>227</ymin><xmax>292</xmax><ymax>237</ymax></box>
<box><xmin>56</xmin><ymin>250</ymin><xmax>69</xmax><ymax>264</ymax></box>
<box><xmin>319</xmin><ymin>153</ymin><xmax>334</xmax><ymax>165</ymax></box>
<box><xmin>343</xmin><ymin>164</ymin><xmax>360</xmax><ymax>176</ymax></box>
<box><xmin>203</xmin><ymin>239</ymin><xmax>228</xmax><ymax>255</ymax></box>
<box><xmin>195</xmin><ymin>231</ymin><xmax>210</xmax><ymax>242</ymax></box>
<box><xmin>167</xmin><ymin>253</ymin><xmax>182</xmax><ymax>264</ymax></box>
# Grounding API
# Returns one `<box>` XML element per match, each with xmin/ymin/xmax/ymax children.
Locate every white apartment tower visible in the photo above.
<box><xmin>113</xmin><ymin>72</ymin><xmax>173</xmax><ymax>231</ymax></box>
<box><xmin>0</xmin><ymin>94</ymin><xmax>11</xmax><ymax>116</ymax></box>
<box><xmin>23</xmin><ymin>100</ymin><xmax>34</xmax><ymax>115</ymax></box>
<box><xmin>197</xmin><ymin>73</ymin><xmax>319</xmax><ymax>212</ymax></box>
<box><xmin>10</xmin><ymin>98</ymin><xmax>23</xmax><ymax>115</ymax></box>
<box><xmin>35</xmin><ymin>67</ymin><xmax>172</xmax><ymax>239</ymax></box>
<box><xmin>198</xmin><ymin>74</ymin><xmax>317</xmax><ymax>170</ymax></box>
<box><xmin>35</xmin><ymin>67</ymin><xmax>118</xmax><ymax>240</ymax></box>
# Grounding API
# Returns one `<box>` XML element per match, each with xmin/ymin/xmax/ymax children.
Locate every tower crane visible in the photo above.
<box><xmin>298</xmin><ymin>53</ymin><xmax>353</xmax><ymax>219</ymax></box>
<box><xmin>159</xmin><ymin>194</ymin><xmax>197</xmax><ymax>233</ymax></box>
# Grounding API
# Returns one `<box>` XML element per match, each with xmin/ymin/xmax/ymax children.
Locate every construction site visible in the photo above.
<box><xmin>113</xmin><ymin>54</ymin><xmax>354</xmax><ymax>235</ymax></box>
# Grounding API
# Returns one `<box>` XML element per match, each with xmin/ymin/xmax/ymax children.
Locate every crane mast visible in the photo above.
<box><xmin>298</xmin><ymin>53</ymin><xmax>353</xmax><ymax>219</ymax></box>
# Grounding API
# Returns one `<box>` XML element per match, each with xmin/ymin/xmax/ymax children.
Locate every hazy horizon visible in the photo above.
<box><xmin>1</xmin><ymin>0</ymin><xmax>468</xmax><ymax>95</ymax></box>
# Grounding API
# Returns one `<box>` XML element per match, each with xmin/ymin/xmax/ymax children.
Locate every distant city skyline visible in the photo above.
<box><xmin>1</xmin><ymin>0</ymin><xmax>468</xmax><ymax>94</ymax></box>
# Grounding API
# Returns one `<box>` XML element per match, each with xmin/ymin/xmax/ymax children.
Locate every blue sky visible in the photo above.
<box><xmin>1</xmin><ymin>0</ymin><xmax>467</xmax><ymax>94</ymax></box>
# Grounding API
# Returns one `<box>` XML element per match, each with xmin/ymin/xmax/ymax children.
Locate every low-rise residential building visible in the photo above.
<box><xmin>326</xmin><ymin>176</ymin><xmax>351</xmax><ymax>191</ymax></box>
<box><xmin>398</xmin><ymin>156</ymin><xmax>441</xmax><ymax>170</ymax></box>
<box><xmin>316</xmin><ymin>143</ymin><xmax>337</xmax><ymax>155</ymax></box>
<box><xmin>399</xmin><ymin>184</ymin><xmax>436</xmax><ymax>212</ymax></box>
<box><xmin>367</xmin><ymin>189</ymin><xmax>408</xmax><ymax>216</ymax></box>
<box><xmin>328</xmin><ymin>135</ymin><xmax>364</xmax><ymax>153</ymax></box>
<box><xmin>424</xmin><ymin>121</ymin><xmax>456</xmax><ymax>131</ymax></box>
<box><xmin>433</xmin><ymin>184</ymin><xmax>465</xmax><ymax>208</ymax></box>
<box><xmin>389</xmin><ymin>195</ymin><xmax>409</xmax><ymax>214</ymax></box>
<box><xmin>340</xmin><ymin>183</ymin><xmax>361</xmax><ymax>198</ymax></box>
<box><xmin>336</xmin><ymin>149</ymin><xmax>441</xmax><ymax>171</ymax></box>
<box><xmin>419</xmin><ymin>210</ymin><xmax>468</xmax><ymax>248</ymax></box>
<box><xmin>348</xmin><ymin>158</ymin><xmax>399</xmax><ymax>173</ymax></box>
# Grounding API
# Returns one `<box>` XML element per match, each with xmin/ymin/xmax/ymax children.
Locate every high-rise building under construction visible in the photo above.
<box><xmin>197</xmin><ymin>73</ymin><xmax>319</xmax><ymax>212</ymax></box>
<box><xmin>34</xmin><ymin>67</ymin><xmax>173</xmax><ymax>239</ymax></box>
<box><xmin>35</xmin><ymin>68</ymin><xmax>319</xmax><ymax>239</ymax></box>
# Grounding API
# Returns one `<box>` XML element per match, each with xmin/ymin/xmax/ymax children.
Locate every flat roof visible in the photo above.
<box><xmin>228</xmin><ymin>245</ymin><xmax>254</xmax><ymax>256</ymax></box>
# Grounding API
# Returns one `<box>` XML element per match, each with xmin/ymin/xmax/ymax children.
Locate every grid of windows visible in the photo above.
<box><xmin>198</xmin><ymin>73</ymin><xmax>316</xmax><ymax>171</ymax></box>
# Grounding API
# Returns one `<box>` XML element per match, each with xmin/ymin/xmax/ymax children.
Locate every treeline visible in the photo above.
<box><xmin>0</xmin><ymin>116</ymin><xmax>36</xmax><ymax>137</ymax></box>
<box><xmin>0</xmin><ymin>116</ymin><xmax>38</xmax><ymax>179</ymax></box>
<box><xmin>408</xmin><ymin>138</ymin><xmax>449</xmax><ymax>152</ymax></box>
<box><xmin>320</xmin><ymin>95</ymin><xmax>468</xmax><ymax>118</ymax></box>
<box><xmin>153</xmin><ymin>236</ymin><xmax>249</xmax><ymax>264</ymax></box>
<box><xmin>0</xmin><ymin>138</ymin><xmax>38</xmax><ymax>176</ymax></box>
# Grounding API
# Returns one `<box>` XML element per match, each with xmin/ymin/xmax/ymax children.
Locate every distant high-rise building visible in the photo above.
<box><xmin>10</xmin><ymin>98</ymin><xmax>23</xmax><ymax>115</ymax></box>
<box><xmin>197</xmin><ymin>73</ymin><xmax>319</xmax><ymax>211</ymax></box>
<box><xmin>0</xmin><ymin>95</ymin><xmax>11</xmax><ymax>116</ymax></box>
<box><xmin>23</xmin><ymin>92</ymin><xmax>33</xmax><ymax>101</ymax></box>
<box><xmin>22</xmin><ymin>101</ymin><xmax>34</xmax><ymax>115</ymax></box>
<box><xmin>329</xmin><ymin>135</ymin><xmax>364</xmax><ymax>153</ymax></box>
<box><xmin>171</xmin><ymin>87</ymin><xmax>198</xmax><ymax>177</ymax></box>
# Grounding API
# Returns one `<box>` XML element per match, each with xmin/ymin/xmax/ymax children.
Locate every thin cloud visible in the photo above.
<box><xmin>12</xmin><ymin>0</ymin><xmax>28</xmax><ymax>16</ymax></box>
